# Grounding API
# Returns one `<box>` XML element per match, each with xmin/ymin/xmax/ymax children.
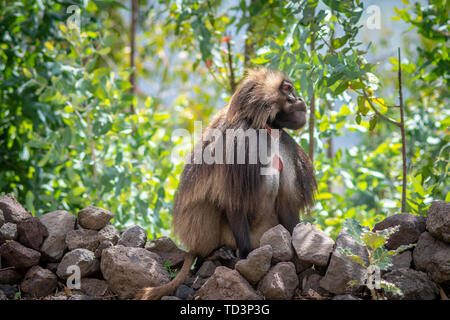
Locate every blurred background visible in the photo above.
<box><xmin>0</xmin><ymin>0</ymin><xmax>448</xmax><ymax>241</ymax></box>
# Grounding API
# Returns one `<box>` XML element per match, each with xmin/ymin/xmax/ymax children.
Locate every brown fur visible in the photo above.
<box><xmin>137</xmin><ymin>68</ymin><xmax>317</xmax><ymax>300</ymax></box>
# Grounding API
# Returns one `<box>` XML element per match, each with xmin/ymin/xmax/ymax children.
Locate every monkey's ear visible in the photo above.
<box><xmin>227</xmin><ymin>81</ymin><xmax>255</xmax><ymax>121</ymax></box>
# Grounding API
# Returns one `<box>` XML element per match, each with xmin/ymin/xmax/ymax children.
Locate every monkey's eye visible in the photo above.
<box><xmin>282</xmin><ymin>84</ymin><xmax>293</xmax><ymax>94</ymax></box>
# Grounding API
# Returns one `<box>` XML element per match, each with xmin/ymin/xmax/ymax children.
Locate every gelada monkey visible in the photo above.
<box><xmin>136</xmin><ymin>68</ymin><xmax>316</xmax><ymax>299</ymax></box>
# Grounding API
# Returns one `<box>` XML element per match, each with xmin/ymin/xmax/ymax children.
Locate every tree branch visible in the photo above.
<box><xmin>362</xmin><ymin>89</ymin><xmax>401</xmax><ymax>127</ymax></box>
<box><xmin>226</xmin><ymin>39</ymin><xmax>236</xmax><ymax>93</ymax></box>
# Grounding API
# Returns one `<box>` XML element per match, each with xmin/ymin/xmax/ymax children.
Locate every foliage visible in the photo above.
<box><xmin>338</xmin><ymin>219</ymin><xmax>414</xmax><ymax>299</ymax></box>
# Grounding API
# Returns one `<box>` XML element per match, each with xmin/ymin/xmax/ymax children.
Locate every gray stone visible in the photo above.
<box><xmin>0</xmin><ymin>269</ymin><xmax>22</xmax><ymax>284</ymax></box>
<box><xmin>175</xmin><ymin>284</ymin><xmax>195</xmax><ymax>300</ymax></box>
<box><xmin>426</xmin><ymin>201</ymin><xmax>450</xmax><ymax>243</ymax></box>
<box><xmin>0</xmin><ymin>194</ymin><xmax>32</xmax><ymax>224</ymax></box>
<box><xmin>301</xmin><ymin>273</ymin><xmax>327</xmax><ymax>296</ymax></box>
<box><xmin>56</xmin><ymin>249</ymin><xmax>100</xmax><ymax>279</ymax></box>
<box><xmin>373</xmin><ymin>213</ymin><xmax>426</xmax><ymax>250</ymax></box>
<box><xmin>0</xmin><ymin>240</ymin><xmax>41</xmax><ymax>270</ymax></box>
<box><xmin>68</xmin><ymin>294</ymin><xmax>97</xmax><ymax>300</ymax></box>
<box><xmin>0</xmin><ymin>223</ymin><xmax>18</xmax><ymax>242</ymax></box>
<box><xmin>259</xmin><ymin>224</ymin><xmax>293</xmax><ymax>263</ymax></box>
<box><xmin>17</xmin><ymin>217</ymin><xmax>48</xmax><ymax>250</ymax></box>
<box><xmin>145</xmin><ymin>236</ymin><xmax>186</xmax><ymax>266</ymax></box>
<box><xmin>332</xmin><ymin>294</ymin><xmax>361</xmax><ymax>300</ymax></box>
<box><xmin>196</xmin><ymin>260</ymin><xmax>217</xmax><ymax>278</ymax></box>
<box><xmin>196</xmin><ymin>266</ymin><xmax>262</xmax><ymax>300</ymax></box>
<box><xmin>383</xmin><ymin>268</ymin><xmax>439</xmax><ymax>300</ymax></box>
<box><xmin>98</xmin><ymin>225</ymin><xmax>120</xmax><ymax>244</ymax></box>
<box><xmin>320</xmin><ymin>228</ymin><xmax>369</xmax><ymax>295</ymax></box>
<box><xmin>0</xmin><ymin>284</ymin><xmax>18</xmax><ymax>299</ymax></box>
<box><xmin>293</xmin><ymin>257</ymin><xmax>312</xmax><ymax>274</ymax></box>
<box><xmin>20</xmin><ymin>266</ymin><xmax>57</xmax><ymax>298</ymax></box>
<box><xmin>292</xmin><ymin>222</ymin><xmax>334</xmax><ymax>267</ymax></box>
<box><xmin>185</xmin><ymin>275</ymin><xmax>208</xmax><ymax>290</ymax></box>
<box><xmin>161</xmin><ymin>296</ymin><xmax>182</xmax><ymax>300</ymax></box>
<box><xmin>65</xmin><ymin>229</ymin><xmax>99</xmax><ymax>252</ymax></box>
<box><xmin>77</xmin><ymin>206</ymin><xmax>114</xmax><ymax>230</ymax></box>
<box><xmin>45</xmin><ymin>263</ymin><xmax>59</xmax><ymax>274</ymax></box>
<box><xmin>80</xmin><ymin>278</ymin><xmax>108</xmax><ymax>297</ymax></box>
<box><xmin>235</xmin><ymin>245</ymin><xmax>272</xmax><ymax>285</ymax></box>
<box><xmin>117</xmin><ymin>225</ymin><xmax>147</xmax><ymax>248</ymax></box>
<box><xmin>100</xmin><ymin>245</ymin><xmax>170</xmax><ymax>299</ymax></box>
<box><xmin>387</xmin><ymin>250</ymin><xmax>412</xmax><ymax>272</ymax></box>
<box><xmin>0</xmin><ymin>209</ymin><xmax>4</xmax><ymax>226</ymax></box>
<box><xmin>39</xmin><ymin>210</ymin><xmax>76</xmax><ymax>261</ymax></box>
<box><xmin>257</xmin><ymin>262</ymin><xmax>299</xmax><ymax>300</ymax></box>
<box><xmin>94</xmin><ymin>240</ymin><xmax>113</xmax><ymax>259</ymax></box>
<box><xmin>413</xmin><ymin>231</ymin><xmax>450</xmax><ymax>284</ymax></box>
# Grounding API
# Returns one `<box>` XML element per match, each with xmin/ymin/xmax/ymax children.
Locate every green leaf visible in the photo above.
<box><xmin>363</xmin><ymin>232</ymin><xmax>386</xmax><ymax>250</ymax></box>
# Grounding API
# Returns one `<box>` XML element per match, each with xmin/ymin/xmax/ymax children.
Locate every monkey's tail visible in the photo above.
<box><xmin>135</xmin><ymin>251</ymin><xmax>196</xmax><ymax>300</ymax></box>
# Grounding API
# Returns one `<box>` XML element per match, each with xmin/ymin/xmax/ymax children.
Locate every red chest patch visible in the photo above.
<box><xmin>265</xmin><ymin>125</ymin><xmax>283</xmax><ymax>172</ymax></box>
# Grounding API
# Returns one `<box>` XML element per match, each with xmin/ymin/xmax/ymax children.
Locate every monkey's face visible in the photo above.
<box><xmin>271</xmin><ymin>80</ymin><xmax>307</xmax><ymax>130</ymax></box>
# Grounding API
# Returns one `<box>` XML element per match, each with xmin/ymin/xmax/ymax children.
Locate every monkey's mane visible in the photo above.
<box><xmin>174</xmin><ymin>68</ymin><xmax>316</xmax><ymax>232</ymax></box>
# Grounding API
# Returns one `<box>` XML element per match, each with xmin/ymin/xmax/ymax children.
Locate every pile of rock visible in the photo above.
<box><xmin>0</xmin><ymin>194</ymin><xmax>449</xmax><ymax>300</ymax></box>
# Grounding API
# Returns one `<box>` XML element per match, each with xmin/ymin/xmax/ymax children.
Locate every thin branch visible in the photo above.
<box><xmin>226</xmin><ymin>39</ymin><xmax>236</xmax><ymax>93</ymax></box>
<box><xmin>398</xmin><ymin>47</ymin><xmax>407</xmax><ymax>213</ymax></box>
<box><xmin>308</xmin><ymin>32</ymin><xmax>316</xmax><ymax>162</ymax></box>
<box><xmin>362</xmin><ymin>89</ymin><xmax>401</xmax><ymax>127</ymax></box>
<box><xmin>129</xmin><ymin>0</ymin><xmax>138</xmax><ymax>114</ymax></box>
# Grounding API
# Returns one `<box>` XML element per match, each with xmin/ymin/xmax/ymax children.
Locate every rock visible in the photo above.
<box><xmin>65</xmin><ymin>229</ymin><xmax>99</xmax><ymax>252</ymax></box>
<box><xmin>0</xmin><ymin>209</ymin><xmax>4</xmax><ymax>226</ymax></box>
<box><xmin>0</xmin><ymin>269</ymin><xmax>22</xmax><ymax>284</ymax></box>
<box><xmin>413</xmin><ymin>231</ymin><xmax>450</xmax><ymax>284</ymax></box>
<box><xmin>0</xmin><ymin>290</ymin><xmax>6</xmax><ymax>300</ymax></box>
<box><xmin>0</xmin><ymin>241</ymin><xmax>41</xmax><ymax>270</ymax></box>
<box><xmin>94</xmin><ymin>240</ymin><xmax>113</xmax><ymax>259</ymax></box>
<box><xmin>257</xmin><ymin>262</ymin><xmax>298</xmax><ymax>300</ymax></box>
<box><xmin>426</xmin><ymin>201</ymin><xmax>450</xmax><ymax>243</ymax></box>
<box><xmin>39</xmin><ymin>210</ymin><xmax>76</xmax><ymax>261</ymax></box>
<box><xmin>98</xmin><ymin>225</ymin><xmax>120</xmax><ymax>245</ymax></box>
<box><xmin>293</xmin><ymin>257</ymin><xmax>312</xmax><ymax>274</ymax></box>
<box><xmin>196</xmin><ymin>260</ymin><xmax>217</xmax><ymax>278</ymax></box>
<box><xmin>259</xmin><ymin>224</ymin><xmax>293</xmax><ymax>263</ymax></box>
<box><xmin>145</xmin><ymin>236</ymin><xmax>186</xmax><ymax>266</ymax></box>
<box><xmin>320</xmin><ymin>228</ymin><xmax>369</xmax><ymax>295</ymax></box>
<box><xmin>56</xmin><ymin>249</ymin><xmax>100</xmax><ymax>279</ymax></box>
<box><xmin>20</xmin><ymin>266</ymin><xmax>58</xmax><ymax>298</ymax></box>
<box><xmin>117</xmin><ymin>225</ymin><xmax>147</xmax><ymax>248</ymax></box>
<box><xmin>0</xmin><ymin>284</ymin><xmax>18</xmax><ymax>299</ymax></box>
<box><xmin>68</xmin><ymin>294</ymin><xmax>97</xmax><ymax>300</ymax></box>
<box><xmin>80</xmin><ymin>278</ymin><xmax>108</xmax><ymax>297</ymax></box>
<box><xmin>383</xmin><ymin>268</ymin><xmax>439</xmax><ymax>300</ymax></box>
<box><xmin>332</xmin><ymin>294</ymin><xmax>361</xmax><ymax>300</ymax></box>
<box><xmin>301</xmin><ymin>273</ymin><xmax>327</xmax><ymax>296</ymax></box>
<box><xmin>185</xmin><ymin>275</ymin><xmax>208</xmax><ymax>290</ymax></box>
<box><xmin>196</xmin><ymin>266</ymin><xmax>262</xmax><ymax>300</ymax></box>
<box><xmin>175</xmin><ymin>284</ymin><xmax>195</xmax><ymax>300</ymax></box>
<box><xmin>0</xmin><ymin>223</ymin><xmax>18</xmax><ymax>242</ymax></box>
<box><xmin>45</xmin><ymin>263</ymin><xmax>59</xmax><ymax>274</ymax></box>
<box><xmin>77</xmin><ymin>206</ymin><xmax>114</xmax><ymax>230</ymax></box>
<box><xmin>235</xmin><ymin>245</ymin><xmax>273</xmax><ymax>285</ymax></box>
<box><xmin>373</xmin><ymin>213</ymin><xmax>426</xmax><ymax>250</ymax></box>
<box><xmin>387</xmin><ymin>250</ymin><xmax>411</xmax><ymax>272</ymax></box>
<box><xmin>0</xmin><ymin>194</ymin><xmax>32</xmax><ymax>224</ymax></box>
<box><xmin>161</xmin><ymin>296</ymin><xmax>182</xmax><ymax>300</ymax></box>
<box><xmin>100</xmin><ymin>245</ymin><xmax>170</xmax><ymax>299</ymax></box>
<box><xmin>292</xmin><ymin>222</ymin><xmax>334</xmax><ymax>267</ymax></box>
<box><xmin>17</xmin><ymin>217</ymin><xmax>48</xmax><ymax>250</ymax></box>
